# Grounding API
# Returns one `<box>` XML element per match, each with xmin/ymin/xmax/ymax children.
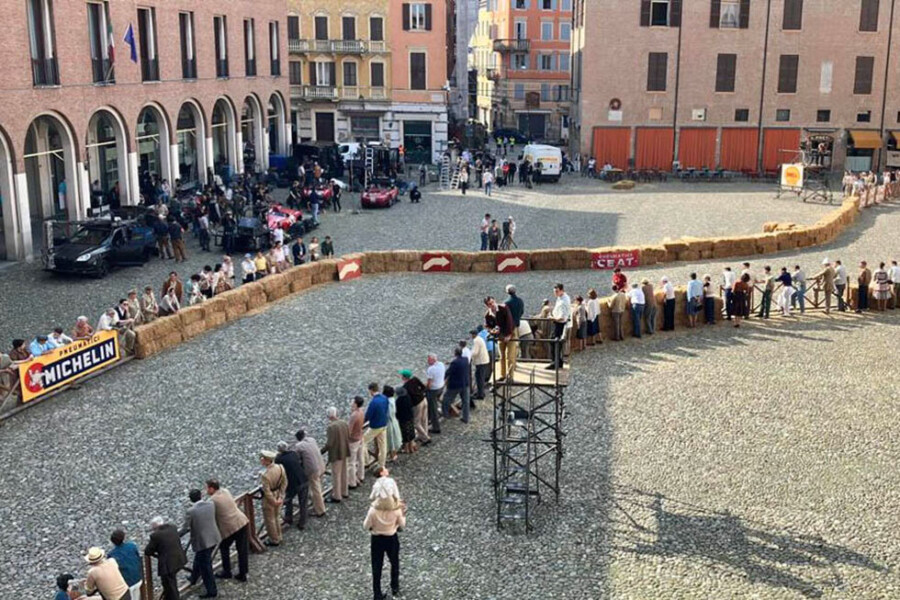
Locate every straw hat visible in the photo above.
<box><xmin>84</xmin><ymin>547</ymin><xmax>105</xmax><ymax>564</ymax></box>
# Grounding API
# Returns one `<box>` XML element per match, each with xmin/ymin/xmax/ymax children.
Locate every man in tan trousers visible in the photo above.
<box><xmin>259</xmin><ymin>450</ymin><xmax>286</xmax><ymax>546</ymax></box>
<box><xmin>812</xmin><ymin>258</ymin><xmax>837</xmax><ymax>314</ymax></box>
<box><xmin>322</xmin><ymin>406</ymin><xmax>351</xmax><ymax>503</ymax></box>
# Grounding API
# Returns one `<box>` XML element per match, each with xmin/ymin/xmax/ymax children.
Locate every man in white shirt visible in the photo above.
<box><xmin>425</xmin><ymin>354</ymin><xmax>445</xmax><ymax>434</ymax></box>
<box><xmin>722</xmin><ymin>267</ymin><xmax>736</xmax><ymax>320</ymax></box>
<box><xmin>469</xmin><ymin>329</ymin><xmax>490</xmax><ymax>400</ymax></box>
<box><xmin>686</xmin><ymin>272</ymin><xmax>703</xmax><ymax>328</ymax></box>
<box><xmin>98</xmin><ymin>308</ymin><xmax>135</xmax><ymax>353</ymax></box>
<box><xmin>241</xmin><ymin>254</ymin><xmax>256</xmax><ymax>284</ymax></box>
<box><xmin>661</xmin><ymin>277</ymin><xmax>676</xmax><ymax>331</ymax></box>
<box><xmin>272</xmin><ymin>224</ymin><xmax>285</xmax><ymax>247</ymax></box>
<box><xmin>792</xmin><ymin>265</ymin><xmax>807</xmax><ymax>313</ymax></box>
<box><xmin>547</xmin><ymin>283</ymin><xmax>571</xmax><ymax>369</ymax></box>
<box><xmin>47</xmin><ymin>327</ymin><xmax>73</xmax><ymax>348</ymax></box>
<box><xmin>479</xmin><ymin>214</ymin><xmax>491</xmax><ymax>251</ymax></box>
<box><xmin>890</xmin><ymin>260</ymin><xmax>900</xmax><ymax>310</ymax></box>
<box><xmin>627</xmin><ymin>283</ymin><xmax>645</xmax><ymax>338</ymax></box>
<box><xmin>834</xmin><ymin>259</ymin><xmax>848</xmax><ymax>312</ymax></box>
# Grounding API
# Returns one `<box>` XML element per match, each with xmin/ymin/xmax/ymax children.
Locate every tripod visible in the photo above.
<box><xmin>499</xmin><ymin>235</ymin><xmax>517</xmax><ymax>251</ymax></box>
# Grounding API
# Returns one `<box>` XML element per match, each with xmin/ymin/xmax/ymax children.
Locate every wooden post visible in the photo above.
<box><xmin>242</xmin><ymin>494</ymin><xmax>266</xmax><ymax>553</ymax></box>
<box><xmin>142</xmin><ymin>555</ymin><xmax>154</xmax><ymax>600</ymax></box>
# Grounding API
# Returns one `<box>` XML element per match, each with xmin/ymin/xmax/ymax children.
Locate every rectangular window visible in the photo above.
<box><xmin>515</xmin><ymin>20</ymin><xmax>527</xmax><ymax>38</ymax></box>
<box><xmin>819</xmin><ymin>60</ymin><xmax>833</xmax><ymax>93</ymax></box>
<box><xmin>556</xmin><ymin>84</ymin><xmax>570</xmax><ymax>101</ymax></box>
<box><xmin>560</xmin><ymin>22</ymin><xmax>571</xmax><ymax>40</ymax></box>
<box><xmin>213</xmin><ymin>15</ymin><xmax>227</xmax><ymax>78</ymax></box>
<box><xmin>138</xmin><ymin>7</ymin><xmax>159</xmax><ymax>82</ymax></box>
<box><xmin>642</xmin><ymin>0</ymin><xmax>671</xmax><ymax>26</ymax></box>
<box><xmin>860</xmin><ymin>0</ymin><xmax>879</xmax><ymax>31</ymax></box>
<box><xmin>514</xmin><ymin>0</ymin><xmax>528</xmax><ymax>9</ymax></box>
<box><xmin>647</xmin><ymin>52</ymin><xmax>668</xmax><ymax>91</ymax></box>
<box><xmin>404</xmin><ymin>3</ymin><xmax>432</xmax><ymax>31</ymax></box>
<box><xmin>87</xmin><ymin>1</ymin><xmax>115</xmax><ymax>83</ymax></box>
<box><xmin>734</xmin><ymin>108</ymin><xmax>749</xmax><ymax>121</ymax></box>
<box><xmin>314</xmin><ymin>15</ymin><xmax>328</xmax><ymax>40</ymax></box>
<box><xmin>541</xmin><ymin>82</ymin><xmax>550</xmax><ymax>101</ymax></box>
<box><xmin>559</xmin><ymin>53</ymin><xmax>570</xmax><ymax>71</ymax></box>
<box><xmin>287</xmin><ymin>15</ymin><xmax>300</xmax><ymax>41</ymax></box>
<box><xmin>777</xmin><ymin>54</ymin><xmax>798</xmax><ymax>93</ymax></box>
<box><xmin>857</xmin><ymin>110</ymin><xmax>872</xmax><ymax>122</ymax></box>
<box><xmin>410</xmin><ymin>51</ymin><xmax>426</xmax><ymax>89</ymax></box>
<box><xmin>775</xmin><ymin>108</ymin><xmax>791</xmax><ymax>121</ymax></box>
<box><xmin>562</xmin><ymin>0</ymin><xmax>572</xmax><ymax>9</ymax></box>
<box><xmin>854</xmin><ymin>56</ymin><xmax>874</xmax><ymax>94</ymax></box>
<box><xmin>289</xmin><ymin>60</ymin><xmax>302</xmax><ymax>84</ymax></box>
<box><xmin>370</xmin><ymin>17</ymin><xmax>384</xmax><ymax>41</ymax></box>
<box><xmin>715</xmin><ymin>53</ymin><xmax>737</xmax><ymax>92</ymax></box>
<box><xmin>816</xmin><ymin>109</ymin><xmax>831</xmax><ymax>122</ymax></box>
<box><xmin>312</xmin><ymin>61</ymin><xmax>335</xmax><ymax>86</ymax></box>
<box><xmin>541</xmin><ymin>0</ymin><xmax>553</xmax><ymax>9</ymax></box>
<box><xmin>371</xmin><ymin>62</ymin><xmax>385</xmax><ymax>87</ymax></box>
<box><xmin>514</xmin><ymin>83</ymin><xmax>525</xmax><ymax>99</ymax></box>
<box><xmin>342</xmin><ymin>16</ymin><xmax>356</xmax><ymax>40</ymax></box>
<box><xmin>244</xmin><ymin>18</ymin><xmax>256</xmax><ymax>76</ymax></box>
<box><xmin>179</xmin><ymin>11</ymin><xmax>196</xmax><ymax>79</ymax></box>
<box><xmin>27</xmin><ymin>0</ymin><xmax>59</xmax><ymax>86</ymax></box>
<box><xmin>540</xmin><ymin>54</ymin><xmax>553</xmax><ymax>70</ymax></box>
<box><xmin>783</xmin><ymin>0</ymin><xmax>803</xmax><ymax>30</ymax></box>
<box><xmin>270</xmin><ymin>21</ymin><xmax>280</xmax><ymax>76</ymax></box>
<box><xmin>343</xmin><ymin>61</ymin><xmax>357</xmax><ymax>86</ymax></box>
<box><xmin>541</xmin><ymin>22</ymin><xmax>553</xmax><ymax>40</ymax></box>
<box><xmin>513</xmin><ymin>54</ymin><xmax>529</xmax><ymax>70</ymax></box>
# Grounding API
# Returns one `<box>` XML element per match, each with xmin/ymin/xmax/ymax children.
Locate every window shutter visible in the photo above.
<box><xmin>670</xmin><ymin>0</ymin><xmax>682</xmax><ymax>26</ymax></box>
<box><xmin>425</xmin><ymin>4</ymin><xmax>433</xmax><ymax>30</ymax></box>
<box><xmin>860</xmin><ymin>0</ymin><xmax>879</xmax><ymax>32</ymax></box>
<box><xmin>640</xmin><ymin>0</ymin><xmax>651</xmax><ymax>26</ymax></box>
<box><xmin>854</xmin><ymin>56</ymin><xmax>874</xmax><ymax>94</ymax></box>
<box><xmin>739</xmin><ymin>0</ymin><xmax>750</xmax><ymax>28</ymax></box>
<box><xmin>329</xmin><ymin>62</ymin><xmax>336</xmax><ymax>85</ymax></box>
<box><xmin>402</xmin><ymin>4</ymin><xmax>410</xmax><ymax>30</ymax></box>
<box><xmin>715</xmin><ymin>53</ymin><xmax>736</xmax><ymax>92</ymax></box>
<box><xmin>309</xmin><ymin>62</ymin><xmax>317</xmax><ymax>85</ymax></box>
<box><xmin>783</xmin><ymin>0</ymin><xmax>802</xmax><ymax>30</ymax></box>
<box><xmin>647</xmin><ymin>52</ymin><xmax>668</xmax><ymax>91</ymax></box>
<box><xmin>777</xmin><ymin>54</ymin><xmax>798</xmax><ymax>93</ymax></box>
<box><xmin>710</xmin><ymin>0</ymin><xmax>721</xmax><ymax>28</ymax></box>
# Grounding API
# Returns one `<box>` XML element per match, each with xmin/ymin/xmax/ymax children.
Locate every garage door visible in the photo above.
<box><xmin>678</xmin><ymin>128</ymin><xmax>717</xmax><ymax>169</ymax></box>
<box><xmin>591</xmin><ymin>127</ymin><xmax>630</xmax><ymax>169</ymax></box>
<box><xmin>720</xmin><ymin>128</ymin><xmax>759</xmax><ymax>172</ymax></box>
<box><xmin>762</xmin><ymin>128</ymin><xmax>800</xmax><ymax>172</ymax></box>
<box><xmin>635</xmin><ymin>127</ymin><xmax>674</xmax><ymax>170</ymax></box>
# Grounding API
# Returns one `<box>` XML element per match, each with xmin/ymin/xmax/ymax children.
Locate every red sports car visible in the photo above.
<box><xmin>302</xmin><ymin>184</ymin><xmax>333</xmax><ymax>205</ymax></box>
<box><xmin>361</xmin><ymin>180</ymin><xmax>399</xmax><ymax>208</ymax></box>
<box><xmin>267</xmin><ymin>204</ymin><xmax>303</xmax><ymax>231</ymax></box>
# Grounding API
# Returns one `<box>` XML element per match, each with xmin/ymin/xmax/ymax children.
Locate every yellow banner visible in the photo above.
<box><xmin>18</xmin><ymin>330</ymin><xmax>120</xmax><ymax>403</ymax></box>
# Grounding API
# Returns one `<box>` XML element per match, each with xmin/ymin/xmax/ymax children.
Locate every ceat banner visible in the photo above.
<box><xmin>337</xmin><ymin>258</ymin><xmax>362</xmax><ymax>281</ymax></box>
<box><xmin>591</xmin><ymin>250</ymin><xmax>640</xmax><ymax>270</ymax></box>
<box><xmin>19</xmin><ymin>330</ymin><xmax>120</xmax><ymax>403</ymax></box>
<box><xmin>422</xmin><ymin>253</ymin><xmax>452</xmax><ymax>272</ymax></box>
<box><xmin>496</xmin><ymin>253</ymin><xmax>528</xmax><ymax>273</ymax></box>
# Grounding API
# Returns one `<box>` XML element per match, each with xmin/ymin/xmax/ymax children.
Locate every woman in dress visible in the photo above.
<box><xmin>383</xmin><ymin>385</ymin><xmax>403</xmax><ymax>463</ymax></box>
<box><xmin>702</xmin><ymin>274</ymin><xmax>716</xmax><ymax>325</ymax></box>
<box><xmin>574</xmin><ymin>295</ymin><xmax>587</xmax><ymax>351</ymax></box>
<box><xmin>731</xmin><ymin>273</ymin><xmax>751</xmax><ymax>327</ymax></box>
<box><xmin>395</xmin><ymin>387</ymin><xmax>417</xmax><ymax>455</ymax></box>
<box><xmin>873</xmin><ymin>261</ymin><xmax>891</xmax><ymax>311</ymax></box>
<box><xmin>586</xmin><ymin>289</ymin><xmax>600</xmax><ymax>345</ymax></box>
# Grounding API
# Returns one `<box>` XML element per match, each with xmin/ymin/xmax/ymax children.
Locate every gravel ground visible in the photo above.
<box><xmin>0</xmin><ymin>178</ymin><xmax>832</xmax><ymax>344</ymax></box>
<box><xmin>1</xmin><ymin>268</ymin><xmax>899</xmax><ymax>599</ymax></box>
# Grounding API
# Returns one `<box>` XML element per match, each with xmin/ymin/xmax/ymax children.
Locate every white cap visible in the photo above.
<box><xmin>822</xmin><ymin>257</ymin><xmax>830</xmax><ymax>265</ymax></box>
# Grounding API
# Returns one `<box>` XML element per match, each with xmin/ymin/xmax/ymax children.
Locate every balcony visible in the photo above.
<box><xmin>32</xmin><ymin>57</ymin><xmax>59</xmax><ymax>86</ymax></box>
<box><xmin>485</xmin><ymin>67</ymin><xmax>501</xmax><ymax>81</ymax></box>
<box><xmin>289</xmin><ymin>39</ymin><xmax>369</xmax><ymax>55</ymax></box>
<box><xmin>493</xmin><ymin>39</ymin><xmax>530</xmax><ymax>53</ymax></box>
<box><xmin>300</xmin><ymin>85</ymin><xmax>339</xmax><ymax>100</ymax></box>
<box><xmin>292</xmin><ymin>85</ymin><xmax>389</xmax><ymax>102</ymax></box>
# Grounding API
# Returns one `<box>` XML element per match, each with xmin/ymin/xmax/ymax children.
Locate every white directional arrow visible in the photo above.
<box><xmin>497</xmin><ymin>256</ymin><xmax>524</xmax><ymax>272</ymax></box>
<box><xmin>423</xmin><ymin>256</ymin><xmax>451</xmax><ymax>270</ymax></box>
<box><xmin>339</xmin><ymin>261</ymin><xmax>361</xmax><ymax>279</ymax></box>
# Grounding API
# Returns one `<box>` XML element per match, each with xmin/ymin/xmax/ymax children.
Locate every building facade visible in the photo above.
<box><xmin>572</xmin><ymin>0</ymin><xmax>900</xmax><ymax>174</ymax></box>
<box><xmin>288</xmin><ymin>0</ymin><xmax>450</xmax><ymax>165</ymax></box>
<box><xmin>0</xmin><ymin>0</ymin><xmax>289</xmax><ymax>262</ymax></box>
<box><xmin>472</xmin><ymin>0</ymin><xmax>572</xmax><ymax>141</ymax></box>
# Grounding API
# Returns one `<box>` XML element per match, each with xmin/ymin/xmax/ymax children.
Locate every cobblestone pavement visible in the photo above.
<box><xmin>0</xmin><ymin>178</ymin><xmax>832</xmax><ymax>343</ymax></box>
<box><xmin>1</xmin><ymin>267</ymin><xmax>899</xmax><ymax>598</ymax></box>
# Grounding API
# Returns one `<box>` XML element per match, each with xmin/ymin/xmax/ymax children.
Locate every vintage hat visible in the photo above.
<box><xmin>398</xmin><ymin>369</ymin><xmax>413</xmax><ymax>378</ymax></box>
<box><xmin>260</xmin><ymin>450</ymin><xmax>277</xmax><ymax>460</ymax></box>
<box><xmin>84</xmin><ymin>547</ymin><xmax>105</xmax><ymax>564</ymax></box>
<box><xmin>822</xmin><ymin>257</ymin><xmax>831</xmax><ymax>265</ymax></box>
<box><xmin>245</xmin><ymin>253</ymin><xmax>253</xmax><ymax>259</ymax></box>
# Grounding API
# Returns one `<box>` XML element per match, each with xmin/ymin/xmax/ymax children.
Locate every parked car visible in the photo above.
<box><xmin>266</xmin><ymin>204</ymin><xmax>304</xmax><ymax>231</ymax></box>
<box><xmin>302</xmin><ymin>182</ymin><xmax>334</xmax><ymax>207</ymax></box>
<box><xmin>48</xmin><ymin>218</ymin><xmax>156</xmax><ymax>278</ymax></box>
<box><xmin>361</xmin><ymin>178</ymin><xmax>400</xmax><ymax>208</ymax></box>
<box><xmin>491</xmin><ymin>128</ymin><xmax>530</xmax><ymax>145</ymax></box>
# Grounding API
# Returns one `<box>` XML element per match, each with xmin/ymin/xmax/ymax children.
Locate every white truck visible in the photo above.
<box><xmin>522</xmin><ymin>144</ymin><xmax>563</xmax><ymax>182</ymax></box>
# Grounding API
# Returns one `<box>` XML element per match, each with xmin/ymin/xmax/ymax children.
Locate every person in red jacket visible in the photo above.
<box><xmin>612</xmin><ymin>267</ymin><xmax>627</xmax><ymax>291</ymax></box>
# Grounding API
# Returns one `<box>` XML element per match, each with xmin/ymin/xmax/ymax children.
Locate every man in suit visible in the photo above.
<box><xmin>205</xmin><ymin>479</ymin><xmax>249</xmax><ymax>582</ymax></box>
<box><xmin>812</xmin><ymin>258</ymin><xmax>837</xmax><ymax>314</ymax></box>
<box><xmin>275</xmin><ymin>441</ymin><xmax>309</xmax><ymax>530</ymax></box>
<box><xmin>144</xmin><ymin>516</ymin><xmax>187</xmax><ymax>600</ymax></box>
<box><xmin>292</xmin><ymin>430</ymin><xmax>327</xmax><ymax>517</ymax></box>
<box><xmin>322</xmin><ymin>407</ymin><xmax>351</xmax><ymax>503</ymax></box>
<box><xmin>183</xmin><ymin>489</ymin><xmax>222</xmax><ymax>598</ymax></box>
<box><xmin>260</xmin><ymin>450</ymin><xmax>287</xmax><ymax>546</ymax></box>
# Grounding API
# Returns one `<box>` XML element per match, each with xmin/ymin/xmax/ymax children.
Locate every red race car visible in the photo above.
<box><xmin>361</xmin><ymin>179</ymin><xmax>400</xmax><ymax>208</ymax></box>
<box><xmin>303</xmin><ymin>183</ymin><xmax>333</xmax><ymax>206</ymax></box>
<box><xmin>267</xmin><ymin>204</ymin><xmax>303</xmax><ymax>231</ymax></box>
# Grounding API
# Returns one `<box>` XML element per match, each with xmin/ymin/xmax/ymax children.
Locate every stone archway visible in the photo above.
<box><xmin>267</xmin><ymin>93</ymin><xmax>287</xmax><ymax>156</ymax></box>
<box><xmin>24</xmin><ymin>112</ymin><xmax>79</xmax><ymax>227</ymax></box>
<box><xmin>86</xmin><ymin>108</ymin><xmax>131</xmax><ymax>209</ymax></box>
<box><xmin>211</xmin><ymin>97</ymin><xmax>237</xmax><ymax>179</ymax></box>
<box><xmin>137</xmin><ymin>104</ymin><xmax>172</xmax><ymax>200</ymax></box>
<box><xmin>241</xmin><ymin>95</ymin><xmax>265</xmax><ymax>172</ymax></box>
<box><xmin>0</xmin><ymin>128</ymin><xmax>19</xmax><ymax>260</ymax></box>
<box><xmin>175</xmin><ymin>101</ymin><xmax>207</xmax><ymax>188</ymax></box>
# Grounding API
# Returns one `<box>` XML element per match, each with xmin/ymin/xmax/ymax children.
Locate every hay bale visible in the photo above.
<box><xmin>243</xmin><ymin>281</ymin><xmax>268</xmax><ymax>309</ymax></box>
<box><xmin>311</xmin><ymin>259</ymin><xmax>339</xmax><ymax>283</ymax></box>
<box><xmin>159</xmin><ymin>331</ymin><xmax>184</xmax><ymax>350</ymax></box>
<box><xmin>449</xmin><ymin>252</ymin><xmax>477</xmax><ymax>272</ymax></box>
<box><xmin>261</xmin><ymin>273</ymin><xmax>290</xmax><ymax>301</ymax></box>
<box><xmin>612</xmin><ymin>179</ymin><xmax>636</xmax><ymax>190</ymax></box>
<box><xmin>362</xmin><ymin>251</ymin><xmax>388</xmax><ymax>274</ymax></box>
<box><xmin>641</xmin><ymin>245</ymin><xmax>667</xmax><ymax>265</ymax></box>
<box><xmin>754</xmin><ymin>235</ymin><xmax>779</xmax><ymax>255</ymax></box>
<box><xmin>205</xmin><ymin>312</ymin><xmax>227</xmax><ymax>329</ymax></box>
<box><xmin>134</xmin><ymin>340</ymin><xmax>159</xmax><ymax>360</ymax></box>
<box><xmin>182</xmin><ymin>320</ymin><xmax>208</xmax><ymax>340</ymax></box>
<box><xmin>289</xmin><ymin>274</ymin><xmax>313</xmax><ymax>293</ymax></box>
<box><xmin>763</xmin><ymin>222</ymin><xmax>778</xmax><ymax>233</ymax></box>
<box><xmin>178</xmin><ymin>305</ymin><xmax>206</xmax><ymax>327</ymax></box>
<box><xmin>471</xmin><ymin>262</ymin><xmax>495</xmax><ymax>273</ymax></box>
<box><xmin>663</xmin><ymin>240</ymin><xmax>690</xmax><ymax>254</ymax></box>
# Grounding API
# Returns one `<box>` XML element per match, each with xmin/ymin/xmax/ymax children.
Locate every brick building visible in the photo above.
<box><xmin>287</xmin><ymin>0</ymin><xmax>450</xmax><ymax>165</ymax></box>
<box><xmin>571</xmin><ymin>0</ymin><xmax>900</xmax><ymax>174</ymax></box>
<box><xmin>472</xmin><ymin>0</ymin><xmax>573</xmax><ymax>142</ymax></box>
<box><xmin>0</xmin><ymin>0</ymin><xmax>289</xmax><ymax>262</ymax></box>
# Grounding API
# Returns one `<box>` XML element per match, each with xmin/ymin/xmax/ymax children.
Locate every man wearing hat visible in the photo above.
<box><xmin>183</xmin><ymin>489</ymin><xmax>221</xmax><ymax>598</ymax></box>
<box><xmin>241</xmin><ymin>254</ymin><xmax>256</xmax><ymax>284</ymax></box>
<box><xmin>812</xmin><ymin>258</ymin><xmax>836</xmax><ymax>314</ymax></box>
<box><xmin>144</xmin><ymin>517</ymin><xmax>187</xmax><ymax>600</ymax></box>
<box><xmin>259</xmin><ymin>450</ymin><xmax>287</xmax><ymax>546</ymax></box>
<box><xmin>84</xmin><ymin>547</ymin><xmax>129</xmax><ymax>600</ymax></box>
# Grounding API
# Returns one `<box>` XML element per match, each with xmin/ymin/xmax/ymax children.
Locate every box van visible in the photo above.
<box><xmin>338</xmin><ymin>142</ymin><xmax>362</xmax><ymax>164</ymax></box>
<box><xmin>522</xmin><ymin>144</ymin><xmax>563</xmax><ymax>182</ymax></box>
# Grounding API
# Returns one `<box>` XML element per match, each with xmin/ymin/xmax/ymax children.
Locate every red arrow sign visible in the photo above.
<box><xmin>496</xmin><ymin>253</ymin><xmax>528</xmax><ymax>273</ymax></box>
<box><xmin>422</xmin><ymin>253</ymin><xmax>452</xmax><ymax>272</ymax></box>
<box><xmin>337</xmin><ymin>258</ymin><xmax>362</xmax><ymax>281</ymax></box>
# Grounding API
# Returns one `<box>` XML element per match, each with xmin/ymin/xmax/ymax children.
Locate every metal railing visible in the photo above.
<box><xmin>300</xmin><ymin>85</ymin><xmax>338</xmax><ymax>100</ymax></box>
<box><xmin>493</xmin><ymin>39</ymin><xmax>530</xmax><ymax>52</ymax></box>
<box><xmin>289</xmin><ymin>39</ymin><xmax>369</xmax><ymax>54</ymax></box>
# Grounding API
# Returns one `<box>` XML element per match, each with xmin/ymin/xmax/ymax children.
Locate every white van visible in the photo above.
<box><xmin>522</xmin><ymin>144</ymin><xmax>563</xmax><ymax>182</ymax></box>
<box><xmin>338</xmin><ymin>142</ymin><xmax>362</xmax><ymax>164</ymax></box>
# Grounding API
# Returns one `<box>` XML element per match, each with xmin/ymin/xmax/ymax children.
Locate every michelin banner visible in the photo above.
<box><xmin>18</xmin><ymin>331</ymin><xmax>120</xmax><ymax>403</ymax></box>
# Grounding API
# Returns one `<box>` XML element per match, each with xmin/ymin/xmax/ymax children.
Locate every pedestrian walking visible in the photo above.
<box><xmin>167</xmin><ymin>217</ymin><xmax>187</xmax><ymax>263</ymax></box>
<box><xmin>365</xmin><ymin>470</ymin><xmax>407</xmax><ymax>600</ymax></box>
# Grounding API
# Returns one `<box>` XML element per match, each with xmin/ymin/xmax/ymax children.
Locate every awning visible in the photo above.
<box><xmin>890</xmin><ymin>131</ymin><xmax>900</xmax><ymax>144</ymax></box>
<box><xmin>849</xmin><ymin>130</ymin><xmax>883</xmax><ymax>149</ymax></box>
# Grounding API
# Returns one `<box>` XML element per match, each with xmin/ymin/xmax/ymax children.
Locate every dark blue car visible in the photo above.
<box><xmin>48</xmin><ymin>219</ymin><xmax>156</xmax><ymax>278</ymax></box>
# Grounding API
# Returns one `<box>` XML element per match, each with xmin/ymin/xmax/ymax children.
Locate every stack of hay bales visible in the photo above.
<box><xmin>640</xmin><ymin>245</ymin><xmax>666</xmax><ymax>266</ymax></box>
<box><xmin>242</xmin><ymin>281</ymin><xmax>268</xmax><ymax>310</ymax></box>
<box><xmin>529</xmin><ymin>249</ymin><xmax>570</xmax><ymax>271</ymax></box>
<box><xmin>361</xmin><ymin>251</ymin><xmax>391</xmax><ymax>274</ymax></box>
<box><xmin>612</xmin><ymin>180</ymin><xmax>636</xmax><ymax>190</ymax></box>
<box><xmin>448</xmin><ymin>251</ymin><xmax>478</xmax><ymax>272</ymax></box>
<box><xmin>220</xmin><ymin>287</ymin><xmax>251</xmax><ymax>320</ymax></box>
<box><xmin>133</xmin><ymin>315</ymin><xmax>184</xmax><ymax>359</ymax></box>
<box><xmin>261</xmin><ymin>272</ymin><xmax>291</xmax><ymax>302</ymax></box>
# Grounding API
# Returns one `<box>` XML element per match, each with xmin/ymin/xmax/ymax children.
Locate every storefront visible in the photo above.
<box><xmin>350</xmin><ymin>114</ymin><xmax>382</xmax><ymax>143</ymax></box>
<box><xmin>403</xmin><ymin>120</ymin><xmax>432</xmax><ymax>165</ymax></box>
<box><xmin>845</xmin><ymin>129</ymin><xmax>881</xmax><ymax>172</ymax></box>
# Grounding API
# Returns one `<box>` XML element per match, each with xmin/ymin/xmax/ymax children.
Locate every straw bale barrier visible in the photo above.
<box><xmin>132</xmin><ymin>197</ymin><xmax>863</xmax><ymax>359</ymax></box>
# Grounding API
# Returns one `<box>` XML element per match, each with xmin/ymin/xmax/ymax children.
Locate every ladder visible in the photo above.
<box><xmin>439</xmin><ymin>155</ymin><xmax>451</xmax><ymax>190</ymax></box>
<box><xmin>450</xmin><ymin>163</ymin><xmax>461</xmax><ymax>190</ymax></box>
<box><xmin>364</xmin><ymin>146</ymin><xmax>375</xmax><ymax>189</ymax></box>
